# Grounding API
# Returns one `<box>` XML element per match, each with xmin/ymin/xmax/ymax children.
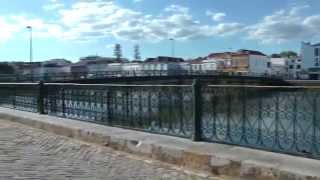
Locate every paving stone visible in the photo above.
<box><xmin>0</xmin><ymin>120</ymin><xmax>222</xmax><ymax>180</ymax></box>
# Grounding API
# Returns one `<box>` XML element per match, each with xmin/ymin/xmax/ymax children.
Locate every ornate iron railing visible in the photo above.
<box><xmin>0</xmin><ymin>82</ymin><xmax>319</xmax><ymax>159</ymax></box>
<box><xmin>0</xmin><ymin>83</ymin><xmax>39</xmax><ymax>112</ymax></box>
<box><xmin>202</xmin><ymin>85</ymin><xmax>320</xmax><ymax>159</ymax></box>
<box><xmin>43</xmin><ymin>84</ymin><xmax>194</xmax><ymax>138</ymax></box>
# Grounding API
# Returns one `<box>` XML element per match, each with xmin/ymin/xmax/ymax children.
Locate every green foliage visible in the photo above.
<box><xmin>113</xmin><ymin>44</ymin><xmax>122</xmax><ymax>61</ymax></box>
<box><xmin>271</xmin><ymin>54</ymin><xmax>281</xmax><ymax>58</ymax></box>
<box><xmin>134</xmin><ymin>44</ymin><xmax>141</xmax><ymax>60</ymax></box>
<box><xmin>279</xmin><ymin>51</ymin><xmax>298</xmax><ymax>58</ymax></box>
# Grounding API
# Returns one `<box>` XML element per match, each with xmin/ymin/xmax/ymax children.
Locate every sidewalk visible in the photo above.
<box><xmin>0</xmin><ymin>108</ymin><xmax>319</xmax><ymax>180</ymax></box>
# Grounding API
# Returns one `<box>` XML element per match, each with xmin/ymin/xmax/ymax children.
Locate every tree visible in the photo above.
<box><xmin>279</xmin><ymin>51</ymin><xmax>298</xmax><ymax>58</ymax></box>
<box><xmin>113</xmin><ymin>44</ymin><xmax>122</xmax><ymax>61</ymax></box>
<box><xmin>134</xmin><ymin>44</ymin><xmax>141</xmax><ymax>61</ymax></box>
<box><xmin>271</xmin><ymin>54</ymin><xmax>281</xmax><ymax>58</ymax></box>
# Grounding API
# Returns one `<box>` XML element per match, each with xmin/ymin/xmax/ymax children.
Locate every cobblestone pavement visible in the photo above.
<box><xmin>0</xmin><ymin>120</ymin><xmax>223</xmax><ymax>180</ymax></box>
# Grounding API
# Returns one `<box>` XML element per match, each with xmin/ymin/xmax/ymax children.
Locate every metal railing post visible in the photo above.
<box><xmin>61</xmin><ymin>88</ymin><xmax>66</xmax><ymax>117</ymax></box>
<box><xmin>192</xmin><ymin>79</ymin><xmax>202</xmax><ymax>141</ymax></box>
<box><xmin>37</xmin><ymin>81</ymin><xmax>45</xmax><ymax>114</ymax></box>
<box><xmin>12</xmin><ymin>85</ymin><xmax>16</xmax><ymax>109</ymax></box>
<box><xmin>107</xmin><ymin>89</ymin><xmax>112</xmax><ymax>125</ymax></box>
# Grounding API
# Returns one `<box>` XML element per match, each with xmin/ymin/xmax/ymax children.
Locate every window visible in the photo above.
<box><xmin>315</xmin><ymin>48</ymin><xmax>319</xmax><ymax>57</ymax></box>
<box><xmin>267</xmin><ymin>62</ymin><xmax>271</xmax><ymax>68</ymax></box>
<box><xmin>315</xmin><ymin>58</ymin><xmax>320</xmax><ymax>67</ymax></box>
<box><xmin>296</xmin><ymin>65</ymin><xmax>301</xmax><ymax>69</ymax></box>
<box><xmin>289</xmin><ymin>65</ymin><xmax>294</xmax><ymax>69</ymax></box>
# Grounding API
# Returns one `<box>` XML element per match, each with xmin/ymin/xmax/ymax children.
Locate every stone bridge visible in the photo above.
<box><xmin>0</xmin><ymin>108</ymin><xmax>318</xmax><ymax>180</ymax></box>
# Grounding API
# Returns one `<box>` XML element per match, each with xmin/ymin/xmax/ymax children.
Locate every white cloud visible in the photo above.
<box><xmin>0</xmin><ymin>18</ymin><xmax>19</xmax><ymax>44</ymax></box>
<box><xmin>0</xmin><ymin>14</ymin><xmax>66</xmax><ymax>46</ymax></box>
<box><xmin>54</xmin><ymin>2</ymin><xmax>243</xmax><ymax>42</ymax></box>
<box><xmin>43</xmin><ymin>3</ymin><xmax>64</xmax><ymax>11</ymax></box>
<box><xmin>105</xmin><ymin>44</ymin><xmax>114</xmax><ymax>49</ymax></box>
<box><xmin>165</xmin><ymin>4</ymin><xmax>189</xmax><ymax>14</ymax></box>
<box><xmin>246</xmin><ymin>6</ymin><xmax>320</xmax><ymax>44</ymax></box>
<box><xmin>43</xmin><ymin>0</ymin><xmax>64</xmax><ymax>11</ymax></box>
<box><xmin>206</xmin><ymin>11</ymin><xmax>226</xmax><ymax>22</ymax></box>
<box><xmin>10</xmin><ymin>15</ymin><xmax>63</xmax><ymax>38</ymax></box>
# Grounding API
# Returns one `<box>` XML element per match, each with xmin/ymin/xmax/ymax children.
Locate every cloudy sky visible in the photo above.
<box><xmin>0</xmin><ymin>0</ymin><xmax>320</xmax><ymax>61</ymax></box>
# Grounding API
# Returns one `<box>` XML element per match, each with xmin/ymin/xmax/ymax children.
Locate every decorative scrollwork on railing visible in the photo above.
<box><xmin>43</xmin><ymin>84</ymin><xmax>193</xmax><ymax>138</ymax></box>
<box><xmin>201</xmin><ymin>86</ymin><xmax>320</xmax><ymax>159</ymax></box>
<box><xmin>0</xmin><ymin>82</ymin><xmax>319</xmax><ymax>159</ymax></box>
<box><xmin>0</xmin><ymin>84</ymin><xmax>38</xmax><ymax>112</ymax></box>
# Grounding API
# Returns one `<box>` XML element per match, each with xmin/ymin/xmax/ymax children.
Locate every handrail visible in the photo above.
<box><xmin>0</xmin><ymin>82</ymin><xmax>320</xmax><ymax>89</ymax></box>
<box><xmin>207</xmin><ymin>85</ymin><xmax>320</xmax><ymax>89</ymax></box>
<box><xmin>45</xmin><ymin>83</ymin><xmax>192</xmax><ymax>87</ymax></box>
<box><xmin>0</xmin><ymin>83</ymin><xmax>38</xmax><ymax>85</ymax></box>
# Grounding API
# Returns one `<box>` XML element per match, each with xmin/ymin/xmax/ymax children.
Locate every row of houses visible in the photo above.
<box><xmin>5</xmin><ymin>42</ymin><xmax>320</xmax><ymax>80</ymax></box>
<box><xmin>5</xmin><ymin>51</ymin><xmax>299</xmax><ymax>79</ymax></box>
<box><xmin>18</xmin><ymin>51</ymin><xmax>271</xmax><ymax>78</ymax></box>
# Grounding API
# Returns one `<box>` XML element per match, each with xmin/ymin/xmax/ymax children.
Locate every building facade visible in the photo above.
<box><xmin>287</xmin><ymin>57</ymin><xmax>303</xmax><ymax>79</ymax></box>
<box><xmin>207</xmin><ymin>49</ymin><xmax>269</xmax><ymax>76</ymax></box>
<box><xmin>269</xmin><ymin>58</ymin><xmax>288</xmax><ymax>78</ymax></box>
<box><xmin>142</xmin><ymin>56</ymin><xmax>184</xmax><ymax>76</ymax></box>
<box><xmin>301</xmin><ymin>42</ymin><xmax>320</xmax><ymax>79</ymax></box>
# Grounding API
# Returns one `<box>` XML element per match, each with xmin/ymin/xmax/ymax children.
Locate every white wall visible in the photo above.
<box><xmin>178</xmin><ymin>63</ymin><xmax>191</xmax><ymax>71</ymax></box>
<box><xmin>106</xmin><ymin>63</ymin><xmax>122</xmax><ymax>72</ymax></box>
<box><xmin>269</xmin><ymin>58</ymin><xmax>287</xmax><ymax>77</ymax></box>
<box><xmin>87</xmin><ymin>64</ymin><xmax>109</xmax><ymax>73</ymax></box>
<box><xmin>248</xmin><ymin>55</ymin><xmax>269</xmax><ymax>75</ymax></box>
<box><xmin>201</xmin><ymin>60</ymin><xmax>217</xmax><ymax>71</ymax></box>
<box><xmin>122</xmin><ymin>63</ymin><xmax>143</xmax><ymax>71</ymax></box>
<box><xmin>191</xmin><ymin>64</ymin><xmax>201</xmax><ymax>71</ymax></box>
<box><xmin>301</xmin><ymin>42</ymin><xmax>320</xmax><ymax>69</ymax></box>
<box><xmin>287</xmin><ymin>58</ymin><xmax>302</xmax><ymax>79</ymax></box>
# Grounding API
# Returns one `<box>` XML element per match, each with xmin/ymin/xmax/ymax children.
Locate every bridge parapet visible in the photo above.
<box><xmin>0</xmin><ymin>81</ymin><xmax>318</xmax><ymax>160</ymax></box>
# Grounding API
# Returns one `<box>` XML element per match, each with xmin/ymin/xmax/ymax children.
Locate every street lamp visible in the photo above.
<box><xmin>26</xmin><ymin>26</ymin><xmax>33</xmax><ymax>82</ymax></box>
<box><xmin>169</xmin><ymin>38</ymin><xmax>175</xmax><ymax>57</ymax></box>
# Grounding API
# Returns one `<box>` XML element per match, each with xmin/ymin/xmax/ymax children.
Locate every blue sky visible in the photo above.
<box><xmin>0</xmin><ymin>0</ymin><xmax>319</xmax><ymax>62</ymax></box>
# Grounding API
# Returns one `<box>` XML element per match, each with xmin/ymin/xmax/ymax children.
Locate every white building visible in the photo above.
<box><xmin>121</xmin><ymin>62</ymin><xmax>143</xmax><ymax>76</ymax></box>
<box><xmin>178</xmin><ymin>62</ymin><xmax>191</xmax><ymax>73</ymax></box>
<box><xmin>190</xmin><ymin>60</ymin><xmax>202</xmax><ymax>73</ymax></box>
<box><xmin>34</xmin><ymin>59</ymin><xmax>71</xmax><ymax>80</ymax></box>
<box><xmin>87</xmin><ymin>61</ymin><xmax>110</xmax><ymax>73</ymax></box>
<box><xmin>301</xmin><ymin>42</ymin><xmax>320</xmax><ymax>79</ymax></box>
<box><xmin>207</xmin><ymin>50</ymin><xmax>270</xmax><ymax>76</ymax></box>
<box><xmin>201</xmin><ymin>59</ymin><xmax>218</xmax><ymax>73</ymax></box>
<box><xmin>189</xmin><ymin>58</ymin><xmax>218</xmax><ymax>74</ymax></box>
<box><xmin>287</xmin><ymin>57</ymin><xmax>303</xmax><ymax>79</ymax></box>
<box><xmin>248</xmin><ymin>54</ymin><xmax>270</xmax><ymax>76</ymax></box>
<box><xmin>142</xmin><ymin>57</ymin><xmax>184</xmax><ymax>76</ymax></box>
<box><xmin>269</xmin><ymin>58</ymin><xmax>288</xmax><ymax>78</ymax></box>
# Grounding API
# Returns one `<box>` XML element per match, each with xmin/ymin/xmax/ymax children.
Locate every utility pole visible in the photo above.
<box><xmin>169</xmin><ymin>38</ymin><xmax>175</xmax><ymax>57</ymax></box>
<box><xmin>26</xmin><ymin>26</ymin><xmax>33</xmax><ymax>82</ymax></box>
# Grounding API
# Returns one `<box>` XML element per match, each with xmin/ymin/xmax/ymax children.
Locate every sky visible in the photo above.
<box><xmin>0</xmin><ymin>0</ymin><xmax>320</xmax><ymax>62</ymax></box>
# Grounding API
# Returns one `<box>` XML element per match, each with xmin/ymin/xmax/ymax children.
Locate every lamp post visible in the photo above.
<box><xmin>169</xmin><ymin>38</ymin><xmax>175</xmax><ymax>57</ymax></box>
<box><xmin>26</xmin><ymin>26</ymin><xmax>33</xmax><ymax>82</ymax></box>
